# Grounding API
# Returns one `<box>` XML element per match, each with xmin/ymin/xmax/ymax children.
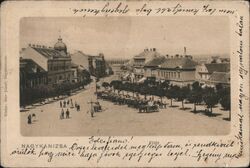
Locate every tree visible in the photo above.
<box><xmin>187</xmin><ymin>82</ymin><xmax>203</xmax><ymax>112</ymax></box>
<box><xmin>110</xmin><ymin>80</ymin><xmax>122</xmax><ymax>93</ymax></box>
<box><xmin>166</xmin><ymin>85</ymin><xmax>179</xmax><ymax>107</ymax></box>
<box><xmin>220</xmin><ymin>95</ymin><xmax>231</xmax><ymax>110</ymax></box>
<box><xmin>219</xmin><ymin>87</ymin><xmax>231</xmax><ymax>120</ymax></box>
<box><xmin>203</xmin><ymin>87</ymin><xmax>219</xmax><ymax>113</ymax></box>
<box><xmin>156</xmin><ymin>87</ymin><xmax>165</xmax><ymax>102</ymax></box>
<box><xmin>176</xmin><ymin>86</ymin><xmax>190</xmax><ymax>109</ymax></box>
<box><xmin>139</xmin><ymin>83</ymin><xmax>149</xmax><ymax>99</ymax></box>
<box><xmin>102</xmin><ymin>82</ymin><xmax>110</xmax><ymax>89</ymax></box>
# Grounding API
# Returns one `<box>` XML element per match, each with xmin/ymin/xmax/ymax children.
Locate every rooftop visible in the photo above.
<box><xmin>160</xmin><ymin>57</ymin><xmax>198</xmax><ymax>70</ymax></box>
<box><xmin>208</xmin><ymin>72</ymin><xmax>230</xmax><ymax>84</ymax></box>
<box><xmin>20</xmin><ymin>58</ymin><xmax>46</xmax><ymax>74</ymax></box>
<box><xmin>144</xmin><ymin>56</ymin><xmax>166</xmax><ymax>67</ymax></box>
<box><xmin>31</xmin><ymin>46</ymin><xmax>70</xmax><ymax>59</ymax></box>
<box><xmin>205</xmin><ymin>63</ymin><xmax>230</xmax><ymax>73</ymax></box>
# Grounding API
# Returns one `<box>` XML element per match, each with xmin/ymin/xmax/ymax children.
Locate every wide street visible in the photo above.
<box><xmin>21</xmin><ymin>75</ymin><xmax>230</xmax><ymax>136</ymax></box>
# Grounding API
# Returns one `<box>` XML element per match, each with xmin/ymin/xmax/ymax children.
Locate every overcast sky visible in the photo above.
<box><xmin>20</xmin><ymin>16</ymin><xmax>230</xmax><ymax>59</ymax></box>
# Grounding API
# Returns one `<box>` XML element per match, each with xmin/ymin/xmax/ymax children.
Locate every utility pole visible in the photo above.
<box><xmin>88</xmin><ymin>99</ymin><xmax>95</xmax><ymax>117</ymax></box>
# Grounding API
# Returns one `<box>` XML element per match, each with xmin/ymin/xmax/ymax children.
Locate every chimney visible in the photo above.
<box><xmin>32</xmin><ymin>44</ymin><xmax>35</xmax><ymax>47</ymax></box>
<box><xmin>175</xmin><ymin>54</ymin><xmax>179</xmax><ymax>58</ymax></box>
<box><xmin>166</xmin><ymin>54</ymin><xmax>169</xmax><ymax>58</ymax></box>
<box><xmin>28</xmin><ymin>44</ymin><xmax>31</xmax><ymax>47</ymax></box>
<box><xmin>153</xmin><ymin>48</ymin><xmax>156</xmax><ymax>51</ymax></box>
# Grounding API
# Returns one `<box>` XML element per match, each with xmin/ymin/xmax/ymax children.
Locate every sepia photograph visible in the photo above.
<box><xmin>19</xmin><ymin>16</ymin><xmax>231</xmax><ymax>136</ymax></box>
<box><xmin>1</xmin><ymin>0</ymin><xmax>249</xmax><ymax>167</ymax></box>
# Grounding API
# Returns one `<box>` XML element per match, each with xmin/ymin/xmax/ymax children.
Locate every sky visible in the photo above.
<box><xmin>20</xmin><ymin>16</ymin><xmax>230</xmax><ymax>59</ymax></box>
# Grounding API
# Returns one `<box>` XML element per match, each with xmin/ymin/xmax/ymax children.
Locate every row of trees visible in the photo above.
<box><xmin>102</xmin><ymin>80</ymin><xmax>231</xmax><ymax>118</ymax></box>
<box><xmin>20</xmin><ymin>80</ymin><xmax>91</xmax><ymax>107</ymax></box>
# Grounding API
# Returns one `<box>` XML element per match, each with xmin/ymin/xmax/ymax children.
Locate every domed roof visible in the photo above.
<box><xmin>54</xmin><ymin>36</ymin><xmax>67</xmax><ymax>51</ymax></box>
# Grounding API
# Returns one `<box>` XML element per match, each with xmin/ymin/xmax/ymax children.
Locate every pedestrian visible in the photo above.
<box><xmin>66</xmin><ymin>109</ymin><xmax>70</xmax><ymax>119</ymax></box>
<box><xmin>67</xmin><ymin>100</ymin><xmax>70</xmax><ymax>105</ymax></box>
<box><xmin>91</xmin><ymin>105</ymin><xmax>94</xmax><ymax>118</ymax></box>
<box><xmin>63</xmin><ymin>100</ymin><xmax>66</xmax><ymax>108</ymax></box>
<box><xmin>60</xmin><ymin>109</ymin><xmax>64</xmax><ymax>119</ymax></box>
<box><xmin>75</xmin><ymin>101</ymin><xmax>77</xmax><ymax>108</ymax></box>
<box><xmin>77</xmin><ymin>104</ymin><xmax>80</xmax><ymax>111</ymax></box>
<box><xmin>60</xmin><ymin>101</ymin><xmax>62</xmax><ymax>108</ymax></box>
<box><xmin>32</xmin><ymin>113</ymin><xmax>36</xmax><ymax>122</ymax></box>
<box><xmin>27</xmin><ymin>114</ymin><xmax>32</xmax><ymax>124</ymax></box>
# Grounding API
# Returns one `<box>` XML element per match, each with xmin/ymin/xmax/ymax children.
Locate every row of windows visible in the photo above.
<box><xmin>48</xmin><ymin>73</ymin><xmax>72</xmax><ymax>83</ymax></box>
<box><xmin>27</xmin><ymin>77</ymin><xmax>47</xmax><ymax>88</ymax></box>
<box><xmin>48</xmin><ymin>65</ymin><xmax>70</xmax><ymax>71</ymax></box>
<box><xmin>158</xmin><ymin>71</ymin><xmax>181</xmax><ymax>79</ymax></box>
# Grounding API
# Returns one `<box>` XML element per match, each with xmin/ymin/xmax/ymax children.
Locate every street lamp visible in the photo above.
<box><xmin>95</xmin><ymin>77</ymin><xmax>99</xmax><ymax>100</ymax></box>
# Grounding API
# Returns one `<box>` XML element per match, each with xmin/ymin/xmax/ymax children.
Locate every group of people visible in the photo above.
<box><xmin>27</xmin><ymin>95</ymin><xmax>101</xmax><ymax>125</ymax></box>
<box><xmin>98</xmin><ymin>91</ymin><xmax>166</xmax><ymax>112</ymax></box>
<box><xmin>27</xmin><ymin>113</ymin><xmax>36</xmax><ymax>124</ymax></box>
<box><xmin>60</xmin><ymin>108</ymin><xmax>70</xmax><ymax>119</ymax></box>
<box><xmin>59</xmin><ymin>98</ymin><xmax>81</xmax><ymax>120</ymax></box>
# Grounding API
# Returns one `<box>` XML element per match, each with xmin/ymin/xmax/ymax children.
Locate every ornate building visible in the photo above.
<box><xmin>20</xmin><ymin>36</ymin><xmax>73</xmax><ymax>85</ymax></box>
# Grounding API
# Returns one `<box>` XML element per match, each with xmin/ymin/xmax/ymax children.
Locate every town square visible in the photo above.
<box><xmin>19</xmin><ymin>17</ymin><xmax>231</xmax><ymax>136</ymax></box>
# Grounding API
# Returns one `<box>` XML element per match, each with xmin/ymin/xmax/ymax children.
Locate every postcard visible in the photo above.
<box><xmin>1</xmin><ymin>0</ymin><xmax>249</xmax><ymax>167</ymax></box>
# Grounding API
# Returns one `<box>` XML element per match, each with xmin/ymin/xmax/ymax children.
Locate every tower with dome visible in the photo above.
<box><xmin>54</xmin><ymin>36</ymin><xmax>68</xmax><ymax>56</ymax></box>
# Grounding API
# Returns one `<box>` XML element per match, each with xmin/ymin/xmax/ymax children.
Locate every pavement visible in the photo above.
<box><xmin>20</xmin><ymin>75</ymin><xmax>230</xmax><ymax>136</ymax></box>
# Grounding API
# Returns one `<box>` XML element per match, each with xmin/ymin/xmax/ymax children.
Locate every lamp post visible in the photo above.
<box><xmin>95</xmin><ymin>77</ymin><xmax>99</xmax><ymax>101</ymax></box>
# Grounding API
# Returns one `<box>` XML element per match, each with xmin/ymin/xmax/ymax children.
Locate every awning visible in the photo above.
<box><xmin>137</xmin><ymin>77</ymin><xmax>146</xmax><ymax>83</ymax></box>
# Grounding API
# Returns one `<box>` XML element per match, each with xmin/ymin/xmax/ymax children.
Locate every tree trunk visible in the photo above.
<box><xmin>210</xmin><ymin>107</ymin><xmax>213</xmax><ymax>113</ymax></box>
<box><xmin>194</xmin><ymin>103</ymin><xmax>196</xmax><ymax>112</ymax></box>
<box><xmin>229</xmin><ymin>109</ymin><xmax>231</xmax><ymax>121</ymax></box>
<box><xmin>161</xmin><ymin>97</ymin><xmax>163</xmax><ymax>103</ymax></box>
<box><xmin>170</xmin><ymin>99</ymin><xmax>173</xmax><ymax>106</ymax></box>
<box><xmin>182</xmin><ymin>100</ymin><xmax>184</xmax><ymax>109</ymax></box>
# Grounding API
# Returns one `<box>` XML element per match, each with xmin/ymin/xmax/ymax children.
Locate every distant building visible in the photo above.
<box><xmin>20</xmin><ymin>36</ymin><xmax>73</xmax><ymax>85</ymax></box>
<box><xmin>89</xmin><ymin>53</ymin><xmax>107</xmax><ymax>78</ymax></box>
<box><xmin>132</xmin><ymin>48</ymin><xmax>161</xmax><ymax>80</ymax></box>
<box><xmin>195</xmin><ymin>63</ymin><xmax>230</xmax><ymax>84</ymax></box>
<box><xmin>207</xmin><ymin>72</ymin><xmax>230</xmax><ymax>87</ymax></box>
<box><xmin>71</xmin><ymin>63</ymin><xmax>91</xmax><ymax>83</ymax></box>
<box><xmin>71</xmin><ymin>51</ymin><xmax>109</xmax><ymax>78</ymax></box>
<box><xmin>157</xmin><ymin>55</ymin><xmax>198</xmax><ymax>86</ymax></box>
<box><xmin>144</xmin><ymin>56</ymin><xmax>167</xmax><ymax>78</ymax></box>
<box><xmin>106</xmin><ymin>59</ymin><xmax>130</xmax><ymax>65</ymax></box>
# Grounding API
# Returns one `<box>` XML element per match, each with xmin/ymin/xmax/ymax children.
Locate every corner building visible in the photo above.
<box><xmin>21</xmin><ymin>36</ymin><xmax>73</xmax><ymax>85</ymax></box>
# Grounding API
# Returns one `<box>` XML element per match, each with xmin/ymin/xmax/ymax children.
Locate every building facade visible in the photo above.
<box><xmin>157</xmin><ymin>55</ymin><xmax>197</xmax><ymax>86</ymax></box>
<box><xmin>71</xmin><ymin>51</ymin><xmax>109</xmax><ymax>78</ymax></box>
<box><xmin>195</xmin><ymin>63</ymin><xmax>230</xmax><ymax>84</ymax></box>
<box><xmin>20</xmin><ymin>36</ymin><xmax>73</xmax><ymax>85</ymax></box>
<box><xmin>20</xmin><ymin>58</ymin><xmax>48</xmax><ymax>89</ymax></box>
<box><xmin>132</xmin><ymin>48</ymin><xmax>162</xmax><ymax>80</ymax></box>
